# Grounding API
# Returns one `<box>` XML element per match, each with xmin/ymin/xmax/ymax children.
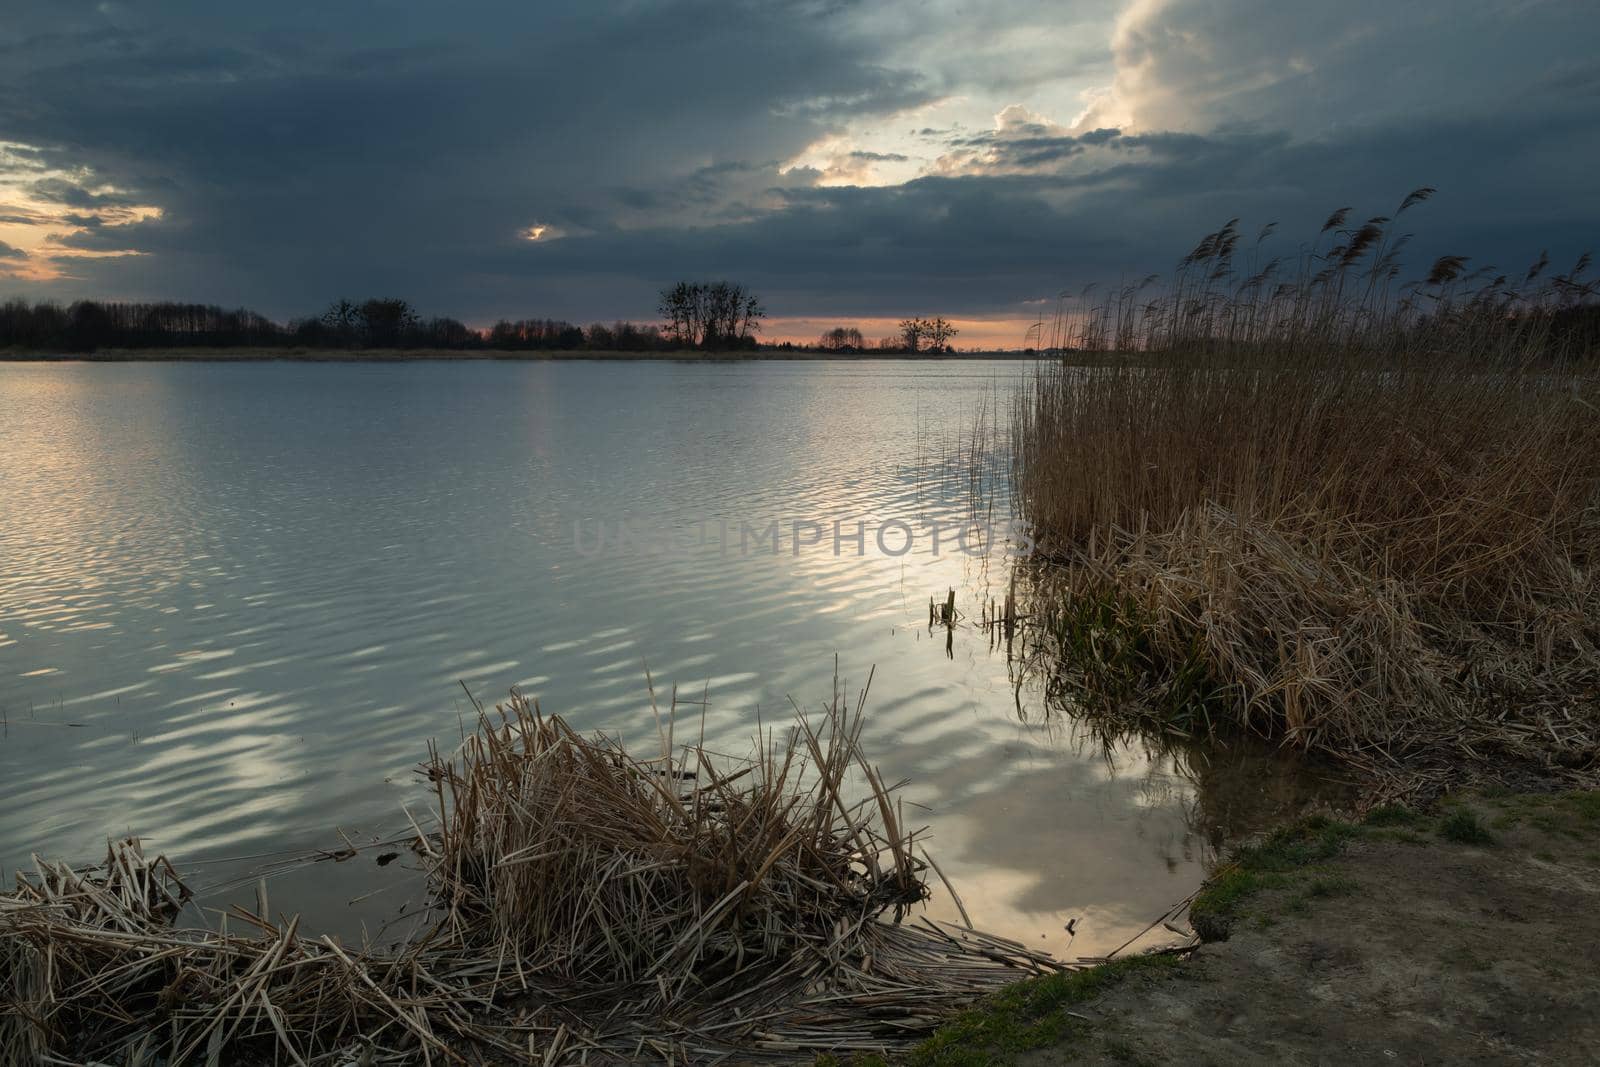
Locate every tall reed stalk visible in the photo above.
<box><xmin>1012</xmin><ymin>192</ymin><xmax>1600</xmax><ymax>774</ymax></box>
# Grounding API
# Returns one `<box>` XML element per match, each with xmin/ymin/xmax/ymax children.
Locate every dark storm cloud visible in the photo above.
<box><xmin>0</xmin><ymin>0</ymin><xmax>1595</xmax><ymax>326</ymax></box>
<box><xmin>477</xmin><ymin>116</ymin><xmax>1586</xmax><ymax>320</ymax></box>
<box><xmin>0</xmin><ymin>240</ymin><xmax>26</xmax><ymax>259</ymax></box>
<box><xmin>0</xmin><ymin>0</ymin><xmax>941</xmax><ymax>313</ymax></box>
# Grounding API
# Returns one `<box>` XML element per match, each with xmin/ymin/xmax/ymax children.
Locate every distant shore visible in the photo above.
<box><xmin>1</xmin><ymin>347</ymin><xmax>1040</xmax><ymax>363</ymax></box>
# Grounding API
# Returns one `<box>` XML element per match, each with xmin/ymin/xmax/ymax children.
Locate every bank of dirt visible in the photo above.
<box><xmin>904</xmin><ymin>791</ymin><xmax>1600</xmax><ymax>1066</ymax></box>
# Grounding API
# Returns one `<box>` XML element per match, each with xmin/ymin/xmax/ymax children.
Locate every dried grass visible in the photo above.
<box><xmin>1010</xmin><ymin>196</ymin><xmax>1600</xmax><ymax>784</ymax></box>
<box><xmin>2</xmin><ymin>683</ymin><xmax>1059</xmax><ymax>1065</ymax></box>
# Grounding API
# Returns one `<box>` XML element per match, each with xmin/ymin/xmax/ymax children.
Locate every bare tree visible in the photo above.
<box><xmin>356</xmin><ymin>298</ymin><xmax>419</xmax><ymax>347</ymax></box>
<box><xmin>658</xmin><ymin>282</ymin><xmax>700</xmax><ymax>347</ymax></box>
<box><xmin>658</xmin><ymin>281</ymin><xmax>766</xmax><ymax>348</ymax></box>
<box><xmin>321</xmin><ymin>299</ymin><xmax>361</xmax><ymax>346</ymax></box>
<box><xmin>926</xmin><ymin>316</ymin><xmax>959</xmax><ymax>350</ymax></box>
<box><xmin>897</xmin><ymin>318</ymin><xmax>926</xmax><ymax>352</ymax></box>
<box><xmin>896</xmin><ymin>316</ymin><xmax>958</xmax><ymax>352</ymax></box>
<box><xmin>817</xmin><ymin>326</ymin><xmax>864</xmax><ymax>350</ymax></box>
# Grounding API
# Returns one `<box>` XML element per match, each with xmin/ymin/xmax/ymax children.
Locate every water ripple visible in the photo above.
<box><xmin>1</xmin><ymin>360</ymin><xmax>1251</xmax><ymax>955</ymax></box>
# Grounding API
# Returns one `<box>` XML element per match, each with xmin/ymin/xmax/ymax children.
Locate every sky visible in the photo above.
<box><xmin>0</xmin><ymin>0</ymin><xmax>1595</xmax><ymax>348</ymax></box>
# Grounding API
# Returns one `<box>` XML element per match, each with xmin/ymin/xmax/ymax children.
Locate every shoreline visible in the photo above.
<box><xmin>0</xmin><ymin>347</ymin><xmax>1044</xmax><ymax>363</ymax></box>
<box><xmin>14</xmin><ymin>774</ymin><xmax>1596</xmax><ymax>1064</ymax></box>
<box><xmin>903</xmin><ymin>789</ymin><xmax>1600</xmax><ymax>1065</ymax></box>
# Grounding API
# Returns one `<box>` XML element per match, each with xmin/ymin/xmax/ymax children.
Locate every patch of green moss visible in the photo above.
<box><xmin>902</xmin><ymin>954</ymin><xmax>1182</xmax><ymax>1067</ymax></box>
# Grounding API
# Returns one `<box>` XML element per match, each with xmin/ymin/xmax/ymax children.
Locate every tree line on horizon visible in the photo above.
<box><xmin>0</xmin><ymin>296</ymin><xmax>684</xmax><ymax>352</ymax></box>
<box><xmin>0</xmin><ymin>281</ymin><xmax>760</xmax><ymax>352</ymax></box>
<box><xmin>813</xmin><ymin>317</ymin><xmax>960</xmax><ymax>353</ymax></box>
<box><xmin>0</xmin><ymin>281</ymin><xmax>767</xmax><ymax>352</ymax></box>
<box><xmin>0</xmin><ymin>286</ymin><xmax>976</xmax><ymax>354</ymax></box>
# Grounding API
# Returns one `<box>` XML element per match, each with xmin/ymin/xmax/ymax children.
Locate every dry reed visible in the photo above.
<box><xmin>1011</xmin><ymin>191</ymin><xmax>1600</xmax><ymax>782</ymax></box>
<box><xmin>2</xmin><ymin>683</ymin><xmax>1059</xmax><ymax>1065</ymax></box>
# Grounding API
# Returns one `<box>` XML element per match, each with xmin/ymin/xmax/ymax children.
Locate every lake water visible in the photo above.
<box><xmin>0</xmin><ymin>359</ymin><xmax>1332</xmax><ymax>958</ymax></box>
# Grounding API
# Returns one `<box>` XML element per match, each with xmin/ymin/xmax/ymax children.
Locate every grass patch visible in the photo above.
<box><xmin>1190</xmin><ymin>816</ymin><xmax>1361</xmax><ymax>939</ymax></box>
<box><xmin>1560</xmin><ymin>791</ymin><xmax>1600</xmax><ymax>823</ymax></box>
<box><xmin>1439</xmin><ymin>809</ymin><xmax>1496</xmax><ymax>846</ymax></box>
<box><xmin>1483</xmin><ymin>790</ymin><xmax>1600</xmax><ymax>839</ymax></box>
<box><xmin>1031</xmin><ymin>588</ymin><xmax>1226</xmax><ymax>735</ymax></box>
<box><xmin>1362</xmin><ymin>804</ymin><xmax>1422</xmax><ymax>828</ymax></box>
<box><xmin>902</xmin><ymin>954</ymin><xmax>1182</xmax><ymax>1067</ymax></box>
<box><xmin>1194</xmin><ymin>794</ymin><xmax>1600</xmax><ymax>941</ymax></box>
<box><xmin>1306</xmin><ymin>874</ymin><xmax>1359</xmax><ymax>898</ymax></box>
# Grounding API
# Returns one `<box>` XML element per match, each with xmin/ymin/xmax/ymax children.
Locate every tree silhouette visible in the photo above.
<box><xmin>817</xmin><ymin>326</ymin><xmax>864</xmax><ymax>351</ymax></box>
<box><xmin>355</xmin><ymin>298</ymin><xmax>419</xmax><ymax>347</ymax></box>
<box><xmin>926</xmin><ymin>316</ymin><xmax>959</xmax><ymax>350</ymax></box>
<box><xmin>320</xmin><ymin>300</ymin><xmax>361</xmax><ymax>346</ymax></box>
<box><xmin>897</xmin><ymin>318</ymin><xmax>925</xmax><ymax>352</ymax></box>
<box><xmin>658</xmin><ymin>281</ymin><xmax>765</xmax><ymax>348</ymax></box>
<box><xmin>896</xmin><ymin>316</ymin><xmax>958</xmax><ymax>353</ymax></box>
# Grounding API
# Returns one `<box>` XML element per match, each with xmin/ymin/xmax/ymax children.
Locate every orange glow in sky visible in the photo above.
<box><xmin>0</xmin><ymin>141</ymin><xmax>163</xmax><ymax>282</ymax></box>
<box><xmin>761</xmin><ymin>316</ymin><xmax>1040</xmax><ymax>352</ymax></box>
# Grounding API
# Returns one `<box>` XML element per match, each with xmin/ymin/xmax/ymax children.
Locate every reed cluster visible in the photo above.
<box><xmin>1011</xmin><ymin>193</ymin><xmax>1600</xmax><ymax>779</ymax></box>
<box><xmin>1032</xmin><ymin>188</ymin><xmax>1597</xmax><ymax>361</ymax></box>
<box><xmin>2</xmin><ymin>687</ymin><xmax>1056</xmax><ymax>1065</ymax></box>
<box><xmin>424</xmin><ymin>685</ymin><xmax>934</xmax><ymax>998</ymax></box>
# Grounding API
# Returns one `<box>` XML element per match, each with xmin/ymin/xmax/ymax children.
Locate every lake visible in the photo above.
<box><xmin>0</xmin><ymin>359</ymin><xmax>1330</xmax><ymax>958</ymax></box>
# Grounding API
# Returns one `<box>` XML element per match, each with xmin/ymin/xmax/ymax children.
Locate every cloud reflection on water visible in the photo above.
<box><xmin>0</xmin><ymin>360</ymin><xmax>1342</xmax><ymax>956</ymax></box>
